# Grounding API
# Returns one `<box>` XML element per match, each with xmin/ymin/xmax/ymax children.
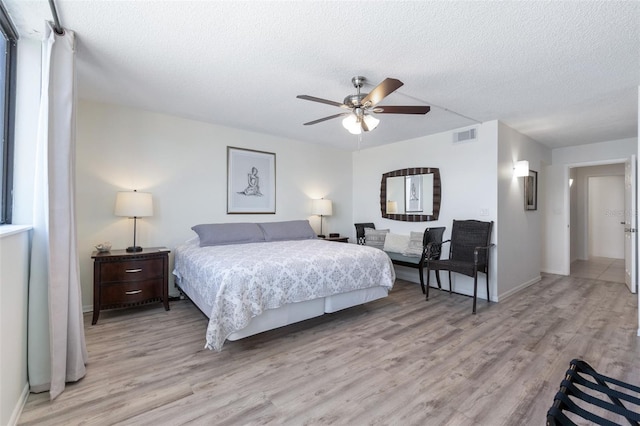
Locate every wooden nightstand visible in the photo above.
<box><xmin>321</xmin><ymin>236</ymin><xmax>349</xmax><ymax>243</ymax></box>
<box><xmin>91</xmin><ymin>247</ymin><xmax>170</xmax><ymax>325</ymax></box>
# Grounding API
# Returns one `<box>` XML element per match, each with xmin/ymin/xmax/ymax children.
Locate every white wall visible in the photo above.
<box><xmin>352</xmin><ymin>121</ymin><xmax>498</xmax><ymax>300</ymax></box>
<box><xmin>569</xmin><ymin>168</ymin><xmax>578</xmax><ymax>261</ymax></box>
<box><xmin>76</xmin><ymin>100</ymin><xmax>353</xmax><ymax>308</ymax></box>
<box><xmin>545</xmin><ymin>138</ymin><xmax>637</xmax><ymax>274</ymax></box>
<box><xmin>0</xmin><ymin>229</ymin><xmax>30</xmax><ymax>426</ymax></box>
<box><xmin>496</xmin><ymin>122</ymin><xmax>552</xmax><ymax>299</ymax></box>
<box><xmin>553</xmin><ymin>138</ymin><xmax>637</xmax><ymax>165</ymax></box>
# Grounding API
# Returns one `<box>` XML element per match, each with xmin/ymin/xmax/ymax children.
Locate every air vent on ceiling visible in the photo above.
<box><xmin>453</xmin><ymin>127</ymin><xmax>477</xmax><ymax>143</ymax></box>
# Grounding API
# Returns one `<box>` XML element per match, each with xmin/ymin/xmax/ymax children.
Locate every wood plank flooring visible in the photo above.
<box><xmin>18</xmin><ymin>272</ymin><xmax>639</xmax><ymax>425</ymax></box>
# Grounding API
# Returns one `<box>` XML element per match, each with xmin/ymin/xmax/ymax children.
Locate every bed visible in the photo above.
<box><xmin>173</xmin><ymin>220</ymin><xmax>396</xmax><ymax>351</ymax></box>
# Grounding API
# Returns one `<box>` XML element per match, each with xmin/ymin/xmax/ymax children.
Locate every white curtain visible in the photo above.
<box><xmin>28</xmin><ymin>21</ymin><xmax>87</xmax><ymax>400</ymax></box>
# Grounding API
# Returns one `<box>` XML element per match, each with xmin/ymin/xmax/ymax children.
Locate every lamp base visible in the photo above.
<box><xmin>126</xmin><ymin>246</ymin><xmax>143</xmax><ymax>253</ymax></box>
<box><xmin>317</xmin><ymin>235</ymin><xmax>326</xmax><ymax>239</ymax></box>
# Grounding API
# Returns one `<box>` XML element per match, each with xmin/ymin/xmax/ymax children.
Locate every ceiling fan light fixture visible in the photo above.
<box><xmin>342</xmin><ymin>114</ymin><xmax>362</xmax><ymax>134</ymax></box>
<box><xmin>298</xmin><ymin>76</ymin><xmax>430</xmax><ymax>133</ymax></box>
<box><xmin>363</xmin><ymin>114</ymin><xmax>380</xmax><ymax>131</ymax></box>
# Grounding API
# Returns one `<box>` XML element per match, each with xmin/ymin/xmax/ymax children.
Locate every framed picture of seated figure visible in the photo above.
<box><xmin>405</xmin><ymin>174</ymin><xmax>424</xmax><ymax>213</ymax></box>
<box><xmin>525</xmin><ymin>169</ymin><xmax>537</xmax><ymax>211</ymax></box>
<box><xmin>227</xmin><ymin>146</ymin><xmax>276</xmax><ymax>214</ymax></box>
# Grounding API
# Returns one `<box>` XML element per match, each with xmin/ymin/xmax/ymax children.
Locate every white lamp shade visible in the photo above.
<box><xmin>363</xmin><ymin>114</ymin><xmax>380</xmax><ymax>131</ymax></box>
<box><xmin>114</xmin><ymin>191</ymin><xmax>153</xmax><ymax>217</ymax></box>
<box><xmin>514</xmin><ymin>160</ymin><xmax>530</xmax><ymax>177</ymax></box>
<box><xmin>342</xmin><ymin>114</ymin><xmax>379</xmax><ymax>134</ymax></box>
<box><xmin>311</xmin><ymin>199</ymin><xmax>333</xmax><ymax>216</ymax></box>
<box><xmin>342</xmin><ymin>115</ymin><xmax>361</xmax><ymax>135</ymax></box>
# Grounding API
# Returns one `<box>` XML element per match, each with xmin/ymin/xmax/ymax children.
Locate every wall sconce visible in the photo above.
<box><xmin>114</xmin><ymin>190</ymin><xmax>153</xmax><ymax>252</ymax></box>
<box><xmin>514</xmin><ymin>160</ymin><xmax>530</xmax><ymax>178</ymax></box>
<box><xmin>386</xmin><ymin>200</ymin><xmax>398</xmax><ymax>214</ymax></box>
<box><xmin>311</xmin><ymin>198</ymin><xmax>333</xmax><ymax>238</ymax></box>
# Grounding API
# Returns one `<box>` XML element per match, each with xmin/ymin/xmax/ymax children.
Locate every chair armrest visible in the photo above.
<box><xmin>473</xmin><ymin>243</ymin><xmax>495</xmax><ymax>263</ymax></box>
<box><xmin>424</xmin><ymin>239</ymin><xmax>450</xmax><ymax>259</ymax></box>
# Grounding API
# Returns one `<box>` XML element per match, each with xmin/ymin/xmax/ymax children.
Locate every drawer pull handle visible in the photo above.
<box><xmin>125</xmin><ymin>290</ymin><xmax>142</xmax><ymax>295</ymax></box>
<box><xmin>125</xmin><ymin>268</ymin><xmax>142</xmax><ymax>273</ymax></box>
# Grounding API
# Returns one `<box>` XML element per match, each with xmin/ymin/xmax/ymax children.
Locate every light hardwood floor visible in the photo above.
<box><xmin>18</xmin><ymin>272</ymin><xmax>639</xmax><ymax>425</ymax></box>
<box><xmin>571</xmin><ymin>256</ymin><xmax>626</xmax><ymax>284</ymax></box>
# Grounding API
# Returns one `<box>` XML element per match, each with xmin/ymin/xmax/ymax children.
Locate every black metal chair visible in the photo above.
<box><xmin>354</xmin><ymin>222</ymin><xmax>376</xmax><ymax>245</ymax></box>
<box><xmin>387</xmin><ymin>227</ymin><xmax>445</xmax><ymax>294</ymax></box>
<box><xmin>425</xmin><ymin>220</ymin><xmax>494</xmax><ymax>314</ymax></box>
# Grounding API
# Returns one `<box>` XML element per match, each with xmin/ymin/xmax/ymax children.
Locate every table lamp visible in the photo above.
<box><xmin>311</xmin><ymin>198</ymin><xmax>332</xmax><ymax>238</ymax></box>
<box><xmin>114</xmin><ymin>190</ymin><xmax>153</xmax><ymax>252</ymax></box>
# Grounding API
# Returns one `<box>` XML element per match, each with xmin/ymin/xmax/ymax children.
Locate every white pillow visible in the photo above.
<box><xmin>402</xmin><ymin>231</ymin><xmax>424</xmax><ymax>257</ymax></box>
<box><xmin>383</xmin><ymin>233</ymin><xmax>410</xmax><ymax>254</ymax></box>
<box><xmin>364</xmin><ymin>228</ymin><xmax>389</xmax><ymax>250</ymax></box>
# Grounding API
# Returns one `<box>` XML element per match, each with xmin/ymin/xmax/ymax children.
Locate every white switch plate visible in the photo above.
<box><xmin>480</xmin><ymin>208</ymin><xmax>489</xmax><ymax>216</ymax></box>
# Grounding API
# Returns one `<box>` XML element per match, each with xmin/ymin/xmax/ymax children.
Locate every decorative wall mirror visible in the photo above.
<box><xmin>380</xmin><ymin>167</ymin><xmax>441</xmax><ymax>221</ymax></box>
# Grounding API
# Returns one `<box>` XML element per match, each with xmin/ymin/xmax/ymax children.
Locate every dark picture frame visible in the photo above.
<box><xmin>525</xmin><ymin>169</ymin><xmax>538</xmax><ymax>211</ymax></box>
<box><xmin>227</xmin><ymin>146</ymin><xmax>276</xmax><ymax>214</ymax></box>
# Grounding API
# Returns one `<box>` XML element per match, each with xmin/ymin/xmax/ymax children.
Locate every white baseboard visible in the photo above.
<box><xmin>8</xmin><ymin>382</ymin><xmax>29</xmax><ymax>426</ymax></box>
<box><xmin>540</xmin><ymin>268</ymin><xmax>568</xmax><ymax>276</ymax></box>
<box><xmin>393</xmin><ymin>268</ymin><xmax>420</xmax><ymax>284</ymax></box>
<box><xmin>496</xmin><ymin>276</ymin><xmax>541</xmax><ymax>302</ymax></box>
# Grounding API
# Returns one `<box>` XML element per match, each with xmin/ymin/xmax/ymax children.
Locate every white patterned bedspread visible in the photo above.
<box><xmin>173</xmin><ymin>238</ymin><xmax>396</xmax><ymax>351</ymax></box>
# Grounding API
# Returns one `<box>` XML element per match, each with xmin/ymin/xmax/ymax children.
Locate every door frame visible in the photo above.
<box><xmin>565</xmin><ymin>159</ymin><xmax>630</xmax><ymax>274</ymax></box>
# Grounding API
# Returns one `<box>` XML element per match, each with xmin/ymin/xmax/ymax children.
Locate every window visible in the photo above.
<box><xmin>0</xmin><ymin>3</ymin><xmax>16</xmax><ymax>224</ymax></box>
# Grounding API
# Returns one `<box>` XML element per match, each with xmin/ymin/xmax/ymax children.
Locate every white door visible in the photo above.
<box><xmin>624</xmin><ymin>155</ymin><xmax>637</xmax><ymax>293</ymax></box>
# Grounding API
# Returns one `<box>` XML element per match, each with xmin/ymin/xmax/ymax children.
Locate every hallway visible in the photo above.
<box><xmin>570</xmin><ymin>256</ymin><xmax>626</xmax><ymax>284</ymax></box>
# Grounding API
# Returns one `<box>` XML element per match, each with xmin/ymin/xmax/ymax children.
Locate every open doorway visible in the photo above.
<box><xmin>569</xmin><ymin>163</ymin><xmax>626</xmax><ymax>283</ymax></box>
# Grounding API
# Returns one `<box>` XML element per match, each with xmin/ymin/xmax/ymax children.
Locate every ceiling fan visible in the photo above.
<box><xmin>297</xmin><ymin>76</ymin><xmax>430</xmax><ymax>134</ymax></box>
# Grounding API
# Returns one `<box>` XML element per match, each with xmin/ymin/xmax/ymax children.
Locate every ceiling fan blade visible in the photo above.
<box><xmin>297</xmin><ymin>95</ymin><xmax>348</xmax><ymax>108</ymax></box>
<box><xmin>361</xmin><ymin>118</ymin><xmax>370</xmax><ymax>132</ymax></box>
<box><xmin>360</xmin><ymin>78</ymin><xmax>404</xmax><ymax>107</ymax></box>
<box><xmin>303</xmin><ymin>112</ymin><xmax>349</xmax><ymax>126</ymax></box>
<box><xmin>374</xmin><ymin>105</ymin><xmax>431</xmax><ymax>114</ymax></box>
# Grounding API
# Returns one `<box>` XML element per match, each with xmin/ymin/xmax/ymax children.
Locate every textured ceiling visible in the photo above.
<box><xmin>4</xmin><ymin>0</ymin><xmax>639</xmax><ymax>151</ymax></box>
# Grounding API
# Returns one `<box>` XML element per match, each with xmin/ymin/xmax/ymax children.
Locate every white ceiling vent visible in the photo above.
<box><xmin>453</xmin><ymin>127</ymin><xmax>478</xmax><ymax>143</ymax></box>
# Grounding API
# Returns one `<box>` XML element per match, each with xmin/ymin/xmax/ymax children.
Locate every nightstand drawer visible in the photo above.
<box><xmin>100</xmin><ymin>258</ymin><xmax>163</xmax><ymax>282</ymax></box>
<box><xmin>100</xmin><ymin>279</ymin><xmax>163</xmax><ymax>306</ymax></box>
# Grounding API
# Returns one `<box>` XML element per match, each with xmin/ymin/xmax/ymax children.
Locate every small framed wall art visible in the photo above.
<box><xmin>227</xmin><ymin>146</ymin><xmax>276</xmax><ymax>214</ymax></box>
<box><xmin>525</xmin><ymin>169</ymin><xmax>538</xmax><ymax>211</ymax></box>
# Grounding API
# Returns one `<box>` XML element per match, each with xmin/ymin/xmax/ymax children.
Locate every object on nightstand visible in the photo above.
<box><xmin>311</xmin><ymin>198</ymin><xmax>332</xmax><ymax>238</ymax></box>
<box><xmin>324</xmin><ymin>236</ymin><xmax>349</xmax><ymax>243</ymax></box>
<box><xmin>114</xmin><ymin>190</ymin><xmax>153</xmax><ymax>252</ymax></box>
<box><xmin>329</xmin><ymin>233</ymin><xmax>339</xmax><ymax>238</ymax></box>
<box><xmin>95</xmin><ymin>242</ymin><xmax>112</xmax><ymax>253</ymax></box>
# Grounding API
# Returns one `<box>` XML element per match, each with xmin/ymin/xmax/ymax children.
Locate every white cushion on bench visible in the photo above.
<box><xmin>383</xmin><ymin>233</ymin><xmax>410</xmax><ymax>253</ymax></box>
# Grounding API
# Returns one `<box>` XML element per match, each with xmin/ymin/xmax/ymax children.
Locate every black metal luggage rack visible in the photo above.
<box><xmin>547</xmin><ymin>359</ymin><xmax>640</xmax><ymax>425</ymax></box>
